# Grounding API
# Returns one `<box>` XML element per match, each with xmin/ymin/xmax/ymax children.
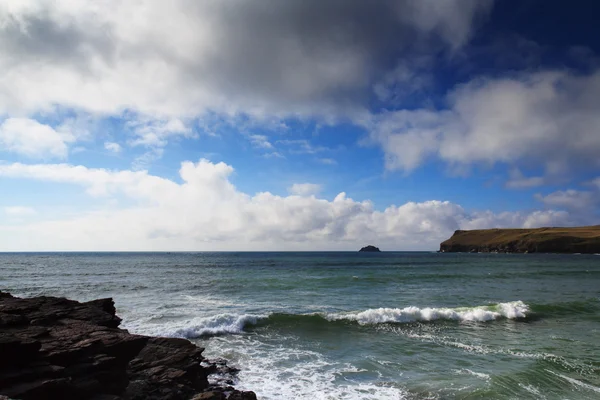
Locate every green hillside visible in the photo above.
<box><xmin>440</xmin><ymin>226</ymin><xmax>600</xmax><ymax>253</ymax></box>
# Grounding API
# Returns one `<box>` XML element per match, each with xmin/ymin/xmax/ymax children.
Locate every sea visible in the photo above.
<box><xmin>1</xmin><ymin>252</ymin><xmax>600</xmax><ymax>399</ymax></box>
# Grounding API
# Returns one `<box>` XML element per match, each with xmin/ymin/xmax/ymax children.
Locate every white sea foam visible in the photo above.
<box><xmin>326</xmin><ymin>301</ymin><xmax>529</xmax><ymax>324</ymax></box>
<box><xmin>204</xmin><ymin>335</ymin><xmax>410</xmax><ymax>400</ymax></box>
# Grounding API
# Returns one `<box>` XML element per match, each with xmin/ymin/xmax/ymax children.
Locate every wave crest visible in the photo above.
<box><xmin>142</xmin><ymin>301</ymin><xmax>529</xmax><ymax>339</ymax></box>
<box><xmin>326</xmin><ymin>301</ymin><xmax>529</xmax><ymax>324</ymax></box>
<box><xmin>169</xmin><ymin>313</ymin><xmax>265</xmax><ymax>338</ymax></box>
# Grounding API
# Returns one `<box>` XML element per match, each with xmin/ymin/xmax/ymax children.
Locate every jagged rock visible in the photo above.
<box><xmin>191</xmin><ymin>392</ymin><xmax>225</xmax><ymax>400</ymax></box>
<box><xmin>0</xmin><ymin>292</ymin><xmax>257</xmax><ymax>400</ymax></box>
<box><xmin>227</xmin><ymin>391</ymin><xmax>257</xmax><ymax>400</ymax></box>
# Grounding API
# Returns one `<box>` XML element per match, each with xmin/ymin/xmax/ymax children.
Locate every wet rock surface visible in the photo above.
<box><xmin>0</xmin><ymin>292</ymin><xmax>256</xmax><ymax>400</ymax></box>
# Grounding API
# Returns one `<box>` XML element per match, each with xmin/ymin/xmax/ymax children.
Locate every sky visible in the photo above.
<box><xmin>1</xmin><ymin>0</ymin><xmax>600</xmax><ymax>251</ymax></box>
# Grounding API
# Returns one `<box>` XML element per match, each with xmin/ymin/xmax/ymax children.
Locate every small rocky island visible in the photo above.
<box><xmin>439</xmin><ymin>226</ymin><xmax>600</xmax><ymax>254</ymax></box>
<box><xmin>359</xmin><ymin>245</ymin><xmax>381</xmax><ymax>252</ymax></box>
<box><xmin>0</xmin><ymin>292</ymin><xmax>256</xmax><ymax>400</ymax></box>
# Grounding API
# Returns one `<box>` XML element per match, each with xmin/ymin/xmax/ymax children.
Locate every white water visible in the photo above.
<box><xmin>327</xmin><ymin>301</ymin><xmax>529</xmax><ymax>324</ymax></box>
<box><xmin>204</xmin><ymin>335</ymin><xmax>409</xmax><ymax>400</ymax></box>
<box><xmin>124</xmin><ymin>301</ymin><xmax>530</xmax><ymax>339</ymax></box>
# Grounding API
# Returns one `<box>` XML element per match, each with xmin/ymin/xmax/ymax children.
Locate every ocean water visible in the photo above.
<box><xmin>1</xmin><ymin>252</ymin><xmax>600</xmax><ymax>399</ymax></box>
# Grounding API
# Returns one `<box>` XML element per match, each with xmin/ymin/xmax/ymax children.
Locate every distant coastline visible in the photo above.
<box><xmin>439</xmin><ymin>226</ymin><xmax>600</xmax><ymax>254</ymax></box>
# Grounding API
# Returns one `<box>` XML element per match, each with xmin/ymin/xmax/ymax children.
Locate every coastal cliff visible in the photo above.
<box><xmin>439</xmin><ymin>226</ymin><xmax>600</xmax><ymax>254</ymax></box>
<box><xmin>0</xmin><ymin>292</ymin><xmax>256</xmax><ymax>400</ymax></box>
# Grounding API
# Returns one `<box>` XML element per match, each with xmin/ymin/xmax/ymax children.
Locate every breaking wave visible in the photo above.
<box><xmin>326</xmin><ymin>301</ymin><xmax>529</xmax><ymax>324</ymax></box>
<box><xmin>151</xmin><ymin>301</ymin><xmax>530</xmax><ymax>338</ymax></box>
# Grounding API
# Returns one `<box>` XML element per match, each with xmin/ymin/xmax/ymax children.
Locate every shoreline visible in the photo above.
<box><xmin>0</xmin><ymin>292</ymin><xmax>256</xmax><ymax>400</ymax></box>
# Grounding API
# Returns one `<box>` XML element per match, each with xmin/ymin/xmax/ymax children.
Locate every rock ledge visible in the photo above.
<box><xmin>0</xmin><ymin>292</ymin><xmax>256</xmax><ymax>400</ymax></box>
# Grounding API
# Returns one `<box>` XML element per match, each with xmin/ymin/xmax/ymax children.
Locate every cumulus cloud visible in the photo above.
<box><xmin>0</xmin><ymin>118</ymin><xmax>80</xmax><ymax>159</ymax></box>
<box><xmin>369</xmin><ymin>70</ymin><xmax>600</xmax><ymax>177</ymax></box>
<box><xmin>0</xmin><ymin>159</ymin><xmax>583</xmax><ymax>251</ymax></box>
<box><xmin>0</xmin><ymin>0</ymin><xmax>492</xmax><ymax>121</ymax></box>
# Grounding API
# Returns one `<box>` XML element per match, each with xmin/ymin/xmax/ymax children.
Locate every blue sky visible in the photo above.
<box><xmin>0</xmin><ymin>0</ymin><xmax>599</xmax><ymax>251</ymax></box>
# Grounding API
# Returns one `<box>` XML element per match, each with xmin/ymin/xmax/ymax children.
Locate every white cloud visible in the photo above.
<box><xmin>0</xmin><ymin>0</ymin><xmax>492</xmax><ymax>121</ymax></box>
<box><xmin>0</xmin><ymin>162</ymin><xmax>173</xmax><ymax>198</ymax></box>
<box><xmin>104</xmin><ymin>142</ymin><xmax>122</xmax><ymax>153</ymax></box>
<box><xmin>535</xmin><ymin>190</ymin><xmax>596</xmax><ymax>210</ymax></box>
<box><xmin>0</xmin><ymin>159</ymin><xmax>585</xmax><ymax>251</ymax></box>
<box><xmin>0</xmin><ymin>118</ymin><xmax>78</xmax><ymax>159</ymax></box>
<box><xmin>3</xmin><ymin>206</ymin><xmax>36</xmax><ymax>217</ymax></box>
<box><xmin>369</xmin><ymin>70</ymin><xmax>600</xmax><ymax>177</ymax></box>
<box><xmin>127</xmin><ymin>117</ymin><xmax>192</xmax><ymax>148</ymax></box>
<box><xmin>249</xmin><ymin>135</ymin><xmax>274</xmax><ymax>150</ymax></box>
<box><xmin>263</xmin><ymin>151</ymin><xmax>285</xmax><ymax>159</ymax></box>
<box><xmin>505</xmin><ymin>169</ymin><xmax>546</xmax><ymax>189</ymax></box>
<box><xmin>288</xmin><ymin>183</ymin><xmax>322</xmax><ymax>196</ymax></box>
<box><xmin>131</xmin><ymin>148</ymin><xmax>165</xmax><ymax>171</ymax></box>
<box><xmin>522</xmin><ymin>210</ymin><xmax>573</xmax><ymax>229</ymax></box>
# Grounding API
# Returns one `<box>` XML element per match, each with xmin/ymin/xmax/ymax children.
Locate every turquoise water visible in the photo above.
<box><xmin>1</xmin><ymin>252</ymin><xmax>600</xmax><ymax>399</ymax></box>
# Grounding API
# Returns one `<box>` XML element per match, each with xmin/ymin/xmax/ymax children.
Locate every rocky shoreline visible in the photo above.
<box><xmin>0</xmin><ymin>292</ymin><xmax>256</xmax><ymax>400</ymax></box>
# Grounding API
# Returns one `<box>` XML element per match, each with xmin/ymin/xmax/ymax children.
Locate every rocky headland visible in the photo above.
<box><xmin>359</xmin><ymin>245</ymin><xmax>381</xmax><ymax>252</ymax></box>
<box><xmin>439</xmin><ymin>226</ymin><xmax>600</xmax><ymax>254</ymax></box>
<box><xmin>0</xmin><ymin>292</ymin><xmax>256</xmax><ymax>400</ymax></box>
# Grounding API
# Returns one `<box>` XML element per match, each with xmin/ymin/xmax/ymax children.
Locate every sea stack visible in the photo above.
<box><xmin>359</xmin><ymin>245</ymin><xmax>381</xmax><ymax>252</ymax></box>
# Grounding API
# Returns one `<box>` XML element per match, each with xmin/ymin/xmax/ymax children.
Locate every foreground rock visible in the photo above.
<box><xmin>440</xmin><ymin>226</ymin><xmax>600</xmax><ymax>254</ymax></box>
<box><xmin>359</xmin><ymin>245</ymin><xmax>381</xmax><ymax>252</ymax></box>
<box><xmin>0</xmin><ymin>292</ymin><xmax>256</xmax><ymax>400</ymax></box>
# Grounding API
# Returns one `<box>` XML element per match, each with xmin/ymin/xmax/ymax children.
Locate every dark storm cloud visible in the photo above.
<box><xmin>0</xmin><ymin>0</ymin><xmax>493</xmax><ymax>117</ymax></box>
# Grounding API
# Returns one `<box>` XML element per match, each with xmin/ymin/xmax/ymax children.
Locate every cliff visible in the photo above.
<box><xmin>439</xmin><ymin>226</ymin><xmax>600</xmax><ymax>254</ymax></box>
<box><xmin>0</xmin><ymin>292</ymin><xmax>256</xmax><ymax>400</ymax></box>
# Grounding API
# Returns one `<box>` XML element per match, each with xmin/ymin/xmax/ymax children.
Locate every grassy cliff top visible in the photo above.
<box><xmin>440</xmin><ymin>226</ymin><xmax>600</xmax><ymax>253</ymax></box>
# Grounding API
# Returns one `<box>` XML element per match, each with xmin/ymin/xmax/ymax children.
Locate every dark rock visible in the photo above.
<box><xmin>191</xmin><ymin>392</ymin><xmax>225</xmax><ymax>400</ymax></box>
<box><xmin>0</xmin><ymin>336</ymin><xmax>41</xmax><ymax>367</ymax></box>
<box><xmin>0</xmin><ymin>293</ymin><xmax>257</xmax><ymax>400</ymax></box>
<box><xmin>359</xmin><ymin>245</ymin><xmax>381</xmax><ymax>252</ymax></box>
<box><xmin>228</xmin><ymin>391</ymin><xmax>257</xmax><ymax>400</ymax></box>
